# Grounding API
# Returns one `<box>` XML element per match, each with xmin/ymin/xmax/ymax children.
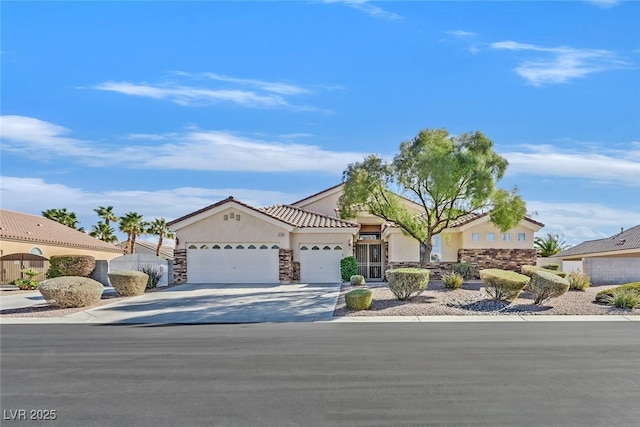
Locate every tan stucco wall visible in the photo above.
<box><xmin>460</xmin><ymin>222</ymin><xmax>536</xmax><ymax>249</ymax></box>
<box><xmin>0</xmin><ymin>240</ymin><xmax>122</xmax><ymax>261</ymax></box>
<box><xmin>386</xmin><ymin>232</ymin><xmax>420</xmax><ymax>263</ymax></box>
<box><xmin>291</xmin><ymin>232</ymin><xmax>354</xmax><ymax>261</ymax></box>
<box><xmin>440</xmin><ymin>232</ymin><xmax>462</xmax><ymax>262</ymax></box>
<box><xmin>294</xmin><ymin>192</ymin><xmax>341</xmax><ymax>217</ymax></box>
<box><xmin>175</xmin><ymin>207</ymin><xmax>291</xmax><ymax>250</ymax></box>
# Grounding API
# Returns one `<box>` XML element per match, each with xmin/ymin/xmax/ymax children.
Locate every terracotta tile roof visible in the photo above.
<box><xmin>0</xmin><ymin>209</ymin><xmax>123</xmax><ymax>253</ymax></box>
<box><xmin>260</xmin><ymin>205</ymin><xmax>360</xmax><ymax>228</ymax></box>
<box><xmin>558</xmin><ymin>224</ymin><xmax>640</xmax><ymax>257</ymax></box>
<box><xmin>414</xmin><ymin>211</ymin><xmax>544</xmax><ymax>229</ymax></box>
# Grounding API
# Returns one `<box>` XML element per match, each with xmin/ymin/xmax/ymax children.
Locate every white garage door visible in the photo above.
<box><xmin>299</xmin><ymin>244</ymin><xmax>343</xmax><ymax>283</ymax></box>
<box><xmin>187</xmin><ymin>243</ymin><xmax>280</xmax><ymax>283</ymax></box>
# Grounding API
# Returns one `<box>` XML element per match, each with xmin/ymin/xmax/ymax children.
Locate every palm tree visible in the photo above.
<box><xmin>146</xmin><ymin>218</ymin><xmax>175</xmax><ymax>257</ymax></box>
<box><xmin>94</xmin><ymin>206</ymin><xmax>119</xmax><ymax>226</ymax></box>
<box><xmin>534</xmin><ymin>233</ymin><xmax>569</xmax><ymax>257</ymax></box>
<box><xmin>42</xmin><ymin>208</ymin><xmax>81</xmax><ymax>230</ymax></box>
<box><xmin>89</xmin><ymin>221</ymin><xmax>119</xmax><ymax>244</ymax></box>
<box><xmin>119</xmin><ymin>212</ymin><xmax>145</xmax><ymax>254</ymax></box>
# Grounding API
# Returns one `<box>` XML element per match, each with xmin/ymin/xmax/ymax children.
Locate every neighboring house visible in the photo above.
<box><xmin>168</xmin><ymin>184</ymin><xmax>543</xmax><ymax>284</ymax></box>
<box><xmin>0</xmin><ymin>209</ymin><xmax>123</xmax><ymax>284</ymax></box>
<box><xmin>557</xmin><ymin>225</ymin><xmax>640</xmax><ymax>285</ymax></box>
<box><xmin>117</xmin><ymin>240</ymin><xmax>175</xmax><ymax>260</ymax></box>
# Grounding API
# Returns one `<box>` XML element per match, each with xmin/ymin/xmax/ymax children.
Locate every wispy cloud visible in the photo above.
<box><xmin>321</xmin><ymin>0</ymin><xmax>401</xmax><ymax>20</ymax></box>
<box><xmin>0</xmin><ymin>115</ymin><xmax>370</xmax><ymax>174</ymax></box>
<box><xmin>447</xmin><ymin>30</ymin><xmax>477</xmax><ymax>39</ymax></box>
<box><xmin>89</xmin><ymin>72</ymin><xmax>326</xmax><ymax>111</ymax></box>
<box><xmin>586</xmin><ymin>0</ymin><xmax>621</xmax><ymax>9</ymax></box>
<box><xmin>491</xmin><ymin>40</ymin><xmax>629</xmax><ymax>85</ymax></box>
<box><xmin>502</xmin><ymin>144</ymin><xmax>640</xmax><ymax>186</ymax></box>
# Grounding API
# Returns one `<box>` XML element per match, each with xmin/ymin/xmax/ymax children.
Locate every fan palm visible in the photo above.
<box><xmin>89</xmin><ymin>221</ymin><xmax>119</xmax><ymax>244</ymax></box>
<box><xmin>119</xmin><ymin>212</ymin><xmax>146</xmax><ymax>254</ymax></box>
<box><xmin>94</xmin><ymin>205</ymin><xmax>119</xmax><ymax>226</ymax></box>
<box><xmin>146</xmin><ymin>218</ymin><xmax>175</xmax><ymax>257</ymax></box>
<box><xmin>534</xmin><ymin>233</ymin><xmax>569</xmax><ymax>257</ymax></box>
<box><xmin>42</xmin><ymin>208</ymin><xmax>81</xmax><ymax>230</ymax></box>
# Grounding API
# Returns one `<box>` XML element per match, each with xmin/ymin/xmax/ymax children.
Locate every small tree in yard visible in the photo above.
<box><xmin>338</xmin><ymin>128</ymin><xmax>527</xmax><ymax>266</ymax></box>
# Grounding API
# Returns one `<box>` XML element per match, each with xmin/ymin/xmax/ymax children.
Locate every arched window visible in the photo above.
<box><xmin>30</xmin><ymin>247</ymin><xmax>43</xmax><ymax>256</ymax></box>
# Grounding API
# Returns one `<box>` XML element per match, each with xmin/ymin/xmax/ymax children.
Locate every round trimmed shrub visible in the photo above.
<box><xmin>341</xmin><ymin>256</ymin><xmax>358</xmax><ymax>282</ymax></box>
<box><xmin>529</xmin><ymin>271</ymin><xmax>570</xmax><ymax>305</ymax></box>
<box><xmin>386</xmin><ymin>268</ymin><xmax>430</xmax><ymax>301</ymax></box>
<box><xmin>345</xmin><ymin>289</ymin><xmax>373</xmax><ymax>310</ymax></box>
<box><xmin>480</xmin><ymin>269</ymin><xmax>530</xmax><ymax>303</ymax></box>
<box><xmin>46</xmin><ymin>255</ymin><xmax>96</xmax><ymax>278</ymax></box>
<box><xmin>39</xmin><ymin>276</ymin><xmax>104</xmax><ymax>308</ymax></box>
<box><xmin>350</xmin><ymin>275</ymin><xmax>366</xmax><ymax>286</ymax></box>
<box><xmin>521</xmin><ymin>265</ymin><xmax>567</xmax><ymax>278</ymax></box>
<box><xmin>109</xmin><ymin>270</ymin><xmax>149</xmax><ymax>296</ymax></box>
<box><xmin>595</xmin><ymin>282</ymin><xmax>640</xmax><ymax>304</ymax></box>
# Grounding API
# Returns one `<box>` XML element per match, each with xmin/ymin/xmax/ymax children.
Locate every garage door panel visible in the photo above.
<box><xmin>187</xmin><ymin>243</ymin><xmax>279</xmax><ymax>283</ymax></box>
<box><xmin>299</xmin><ymin>244</ymin><xmax>343</xmax><ymax>283</ymax></box>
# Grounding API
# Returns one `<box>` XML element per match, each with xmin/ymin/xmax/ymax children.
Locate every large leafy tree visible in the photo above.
<box><xmin>534</xmin><ymin>234</ymin><xmax>569</xmax><ymax>257</ymax></box>
<box><xmin>338</xmin><ymin>128</ymin><xmax>526</xmax><ymax>266</ymax></box>
<box><xmin>146</xmin><ymin>218</ymin><xmax>175</xmax><ymax>257</ymax></box>
<box><xmin>119</xmin><ymin>212</ymin><xmax>146</xmax><ymax>254</ymax></box>
<box><xmin>89</xmin><ymin>221</ymin><xmax>119</xmax><ymax>244</ymax></box>
<box><xmin>42</xmin><ymin>208</ymin><xmax>83</xmax><ymax>231</ymax></box>
<box><xmin>93</xmin><ymin>206</ymin><xmax>119</xmax><ymax>226</ymax></box>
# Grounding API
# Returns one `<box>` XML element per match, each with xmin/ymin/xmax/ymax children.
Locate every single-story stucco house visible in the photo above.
<box><xmin>0</xmin><ymin>209</ymin><xmax>124</xmax><ymax>284</ymax></box>
<box><xmin>556</xmin><ymin>224</ymin><xmax>640</xmax><ymax>285</ymax></box>
<box><xmin>168</xmin><ymin>184</ymin><xmax>544</xmax><ymax>284</ymax></box>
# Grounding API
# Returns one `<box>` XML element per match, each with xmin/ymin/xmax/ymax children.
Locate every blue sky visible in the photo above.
<box><xmin>1</xmin><ymin>0</ymin><xmax>639</xmax><ymax>246</ymax></box>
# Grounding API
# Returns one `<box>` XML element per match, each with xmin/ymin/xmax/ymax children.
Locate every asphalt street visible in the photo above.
<box><xmin>1</xmin><ymin>322</ymin><xmax>639</xmax><ymax>427</ymax></box>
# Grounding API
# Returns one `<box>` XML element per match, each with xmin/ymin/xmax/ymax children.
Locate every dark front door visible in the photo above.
<box><xmin>355</xmin><ymin>243</ymin><xmax>382</xmax><ymax>280</ymax></box>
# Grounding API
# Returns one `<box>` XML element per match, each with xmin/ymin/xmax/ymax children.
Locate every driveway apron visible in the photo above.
<box><xmin>68</xmin><ymin>282</ymin><xmax>342</xmax><ymax>324</ymax></box>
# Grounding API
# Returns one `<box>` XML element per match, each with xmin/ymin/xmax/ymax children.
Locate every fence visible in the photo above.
<box><xmin>108</xmin><ymin>254</ymin><xmax>170</xmax><ymax>287</ymax></box>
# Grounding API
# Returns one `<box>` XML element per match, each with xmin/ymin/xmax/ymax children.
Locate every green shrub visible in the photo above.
<box><xmin>529</xmin><ymin>271</ymin><xmax>570</xmax><ymax>305</ymax></box>
<box><xmin>138</xmin><ymin>265</ymin><xmax>163</xmax><ymax>289</ymax></box>
<box><xmin>108</xmin><ymin>270</ymin><xmax>149</xmax><ymax>296</ymax></box>
<box><xmin>46</xmin><ymin>255</ymin><xmax>96</xmax><ymax>279</ymax></box>
<box><xmin>12</xmin><ymin>278</ymin><xmax>39</xmax><ymax>290</ymax></box>
<box><xmin>443</xmin><ymin>271</ymin><xmax>464</xmax><ymax>289</ymax></box>
<box><xmin>350</xmin><ymin>275</ymin><xmax>366</xmax><ymax>286</ymax></box>
<box><xmin>386</xmin><ymin>268</ymin><xmax>430</xmax><ymax>301</ymax></box>
<box><xmin>567</xmin><ymin>270</ymin><xmax>590</xmax><ymax>291</ymax></box>
<box><xmin>451</xmin><ymin>263</ymin><xmax>476</xmax><ymax>280</ymax></box>
<box><xmin>340</xmin><ymin>256</ymin><xmax>358</xmax><ymax>282</ymax></box>
<box><xmin>345</xmin><ymin>289</ymin><xmax>373</xmax><ymax>310</ymax></box>
<box><xmin>39</xmin><ymin>276</ymin><xmax>104</xmax><ymax>308</ymax></box>
<box><xmin>480</xmin><ymin>269</ymin><xmax>530</xmax><ymax>303</ymax></box>
<box><xmin>542</xmin><ymin>263</ymin><xmax>560</xmax><ymax>271</ymax></box>
<box><xmin>607</xmin><ymin>290</ymin><xmax>640</xmax><ymax>309</ymax></box>
<box><xmin>521</xmin><ymin>265</ymin><xmax>567</xmax><ymax>278</ymax></box>
<box><xmin>595</xmin><ymin>282</ymin><xmax>640</xmax><ymax>304</ymax></box>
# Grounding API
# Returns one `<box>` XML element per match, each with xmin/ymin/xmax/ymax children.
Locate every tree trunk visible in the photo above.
<box><xmin>130</xmin><ymin>232</ymin><xmax>137</xmax><ymax>254</ymax></box>
<box><xmin>156</xmin><ymin>235</ymin><xmax>163</xmax><ymax>257</ymax></box>
<box><xmin>420</xmin><ymin>239</ymin><xmax>433</xmax><ymax>268</ymax></box>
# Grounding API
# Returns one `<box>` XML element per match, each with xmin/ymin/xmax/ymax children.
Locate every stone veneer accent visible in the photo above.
<box><xmin>173</xmin><ymin>249</ymin><xmax>187</xmax><ymax>284</ymax></box>
<box><xmin>458</xmin><ymin>248</ymin><xmax>537</xmax><ymax>273</ymax></box>
<box><xmin>293</xmin><ymin>261</ymin><xmax>300</xmax><ymax>282</ymax></box>
<box><xmin>279</xmin><ymin>249</ymin><xmax>294</xmax><ymax>282</ymax></box>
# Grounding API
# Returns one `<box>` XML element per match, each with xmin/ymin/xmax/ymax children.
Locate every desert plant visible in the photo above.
<box><xmin>386</xmin><ymin>268</ymin><xmax>430</xmax><ymax>301</ymax></box>
<box><xmin>108</xmin><ymin>270</ymin><xmax>149</xmax><ymax>296</ymax></box>
<box><xmin>595</xmin><ymin>282</ymin><xmax>640</xmax><ymax>304</ymax></box>
<box><xmin>451</xmin><ymin>263</ymin><xmax>476</xmax><ymax>280</ymax></box>
<box><xmin>345</xmin><ymin>289</ymin><xmax>373</xmax><ymax>310</ymax></box>
<box><xmin>13</xmin><ymin>269</ymin><xmax>42</xmax><ymax>290</ymax></box>
<box><xmin>607</xmin><ymin>290</ymin><xmax>640</xmax><ymax>309</ymax></box>
<box><xmin>350</xmin><ymin>275</ymin><xmax>366</xmax><ymax>286</ymax></box>
<box><xmin>534</xmin><ymin>234</ymin><xmax>569</xmax><ymax>257</ymax></box>
<box><xmin>480</xmin><ymin>269</ymin><xmax>530</xmax><ymax>303</ymax></box>
<box><xmin>567</xmin><ymin>270</ymin><xmax>590</xmax><ymax>291</ymax></box>
<box><xmin>39</xmin><ymin>276</ymin><xmax>104</xmax><ymax>308</ymax></box>
<box><xmin>529</xmin><ymin>271</ymin><xmax>570</xmax><ymax>305</ymax></box>
<box><xmin>138</xmin><ymin>265</ymin><xmax>163</xmax><ymax>289</ymax></box>
<box><xmin>46</xmin><ymin>255</ymin><xmax>96</xmax><ymax>279</ymax></box>
<box><xmin>443</xmin><ymin>271</ymin><xmax>464</xmax><ymax>289</ymax></box>
<box><xmin>521</xmin><ymin>265</ymin><xmax>567</xmax><ymax>278</ymax></box>
<box><xmin>340</xmin><ymin>256</ymin><xmax>358</xmax><ymax>282</ymax></box>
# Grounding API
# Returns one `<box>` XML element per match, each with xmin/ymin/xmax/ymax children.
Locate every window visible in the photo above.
<box><xmin>358</xmin><ymin>232</ymin><xmax>380</xmax><ymax>240</ymax></box>
<box><xmin>502</xmin><ymin>233</ymin><xmax>511</xmax><ymax>242</ymax></box>
<box><xmin>518</xmin><ymin>233</ymin><xmax>526</xmax><ymax>242</ymax></box>
<box><xmin>236</xmin><ymin>245</ymin><xmax>244</xmax><ymax>249</ymax></box>
<box><xmin>487</xmin><ymin>233</ymin><xmax>496</xmax><ymax>241</ymax></box>
<box><xmin>248</xmin><ymin>245</ymin><xmax>256</xmax><ymax>249</ymax></box>
<box><xmin>224</xmin><ymin>245</ymin><xmax>233</xmax><ymax>249</ymax></box>
<box><xmin>472</xmin><ymin>233</ymin><xmax>480</xmax><ymax>241</ymax></box>
<box><xmin>30</xmin><ymin>247</ymin><xmax>43</xmax><ymax>255</ymax></box>
<box><xmin>260</xmin><ymin>245</ymin><xmax>269</xmax><ymax>249</ymax></box>
<box><xmin>212</xmin><ymin>245</ymin><xmax>221</xmax><ymax>250</ymax></box>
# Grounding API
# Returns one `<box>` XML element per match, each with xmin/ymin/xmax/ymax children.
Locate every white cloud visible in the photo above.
<box><xmin>194</xmin><ymin>72</ymin><xmax>311</xmax><ymax>96</ymax></box>
<box><xmin>586</xmin><ymin>0</ymin><xmax>621</xmax><ymax>8</ymax></box>
<box><xmin>447</xmin><ymin>30</ymin><xmax>477</xmax><ymax>39</ymax></box>
<box><xmin>502</xmin><ymin>144</ymin><xmax>640</xmax><ymax>186</ymax></box>
<box><xmin>0</xmin><ymin>115</ymin><xmax>369</xmax><ymax>174</ymax></box>
<box><xmin>491</xmin><ymin>40</ymin><xmax>629</xmax><ymax>85</ymax></box>
<box><xmin>321</xmin><ymin>0</ymin><xmax>401</xmax><ymax>20</ymax></box>
<box><xmin>528</xmin><ymin>200</ymin><xmax>640</xmax><ymax>246</ymax></box>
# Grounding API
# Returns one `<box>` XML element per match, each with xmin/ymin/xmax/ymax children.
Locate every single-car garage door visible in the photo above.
<box><xmin>299</xmin><ymin>244</ymin><xmax>343</xmax><ymax>283</ymax></box>
<box><xmin>187</xmin><ymin>243</ymin><xmax>280</xmax><ymax>283</ymax></box>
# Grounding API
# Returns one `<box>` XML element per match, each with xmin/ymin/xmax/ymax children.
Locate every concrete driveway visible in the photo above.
<box><xmin>63</xmin><ymin>282</ymin><xmax>342</xmax><ymax>324</ymax></box>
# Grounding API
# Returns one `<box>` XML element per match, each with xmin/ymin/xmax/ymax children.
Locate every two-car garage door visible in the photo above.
<box><xmin>187</xmin><ymin>243</ymin><xmax>280</xmax><ymax>283</ymax></box>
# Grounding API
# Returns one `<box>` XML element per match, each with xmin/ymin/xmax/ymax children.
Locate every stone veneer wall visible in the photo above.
<box><xmin>293</xmin><ymin>262</ymin><xmax>300</xmax><ymax>282</ymax></box>
<box><xmin>458</xmin><ymin>249</ymin><xmax>536</xmax><ymax>273</ymax></box>
<box><xmin>279</xmin><ymin>249</ymin><xmax>294</xmax><ymax>282</ymax></box>
<box><xmin>173</xmin><ymin>249</ymin><xmax>187</xmax><ymax>284</ymax></box>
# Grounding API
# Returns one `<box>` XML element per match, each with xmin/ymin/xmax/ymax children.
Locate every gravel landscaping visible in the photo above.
<box><xmin>333</xmin><ymin>280</ymin><xmax>640</xmax><ymax>316</ymax></box>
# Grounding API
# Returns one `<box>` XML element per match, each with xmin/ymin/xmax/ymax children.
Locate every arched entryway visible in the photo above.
<box><xmin>0</xmin><ymin>253</ymin><xmax>49</xmax><ymax>285</ymax></box>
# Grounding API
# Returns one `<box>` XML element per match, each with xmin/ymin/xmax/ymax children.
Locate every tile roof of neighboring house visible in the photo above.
<box><xmin>260</xmin><ymin>205</ymin><xmax>360</xmax><ymax>228</ymax></box>
<box><xmin>558</xmin><ymin>224</ymin><xmax>640</xmax><ymax>257</ymax></box>
<box><xmin>117</xmin><ymin>241</ymin><xmax>175</xmax><ymax>259</ymax></box>
<box><xmin>0</xmin><ymin>209</ymin><xmax>123</xmax><ymax>253</ymax></box>
<box><xmin>413</xmin><ymin>211</ymin><xmax>544</xmax><ymax>229</ymax></box>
